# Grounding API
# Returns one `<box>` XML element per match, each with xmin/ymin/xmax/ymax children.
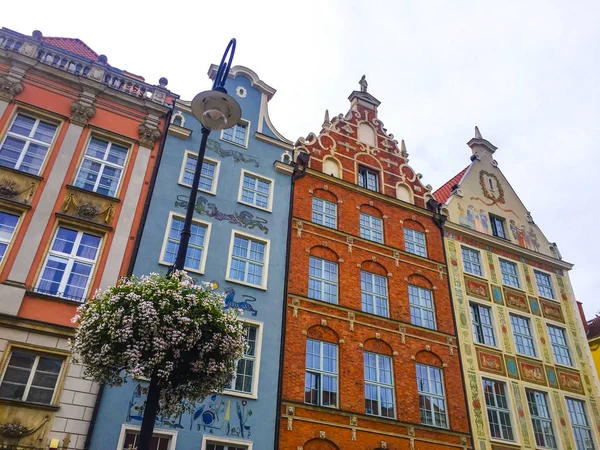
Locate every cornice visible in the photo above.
<box><xmin>304</xmin><ymin>168</ymin><xmax>434</xmax><ymax>217</ymax></box>
<box><xmin>444</xmin><ymin>221</ymin><xmax>573</xmax><ymax>270</ymax></box>
<box><xmin>254</xmin><ymin>131</ymin><xmax>294</xmax><ymax>150</ymax></box>
<box><xmin>0</xmin><ymin>313</ymin><xmax>75</xmax><ymax>337</ymax></box>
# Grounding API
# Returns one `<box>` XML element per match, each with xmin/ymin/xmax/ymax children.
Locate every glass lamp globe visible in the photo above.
<box><xmin>191</xmin><ymin>89</ymin><xmax>241</xmax><ymax>131</ymax></box>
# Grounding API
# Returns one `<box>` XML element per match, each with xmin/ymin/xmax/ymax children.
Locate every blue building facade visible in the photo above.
<box><xmin>89</xmin><ymin>66</ymin><xmax>294</xmax><ymax>450</ymax></box>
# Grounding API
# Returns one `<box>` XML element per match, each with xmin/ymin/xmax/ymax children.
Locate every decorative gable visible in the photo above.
<box><xmin>294</xmin><ymin>77</ymin><xmax>433</xmax><ymax>208</ymax></box>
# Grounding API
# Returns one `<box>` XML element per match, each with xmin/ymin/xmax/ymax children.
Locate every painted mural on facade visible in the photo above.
<box><xmin>126</xmin><ymin>384</ymin><xmax>254</xmax><ymax>438</ymax></box>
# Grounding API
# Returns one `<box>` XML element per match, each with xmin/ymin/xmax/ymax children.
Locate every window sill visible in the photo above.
<box><xmin>26</xmin><ymin>287</ymin><xmax>86</xmax><ymax>305</ymax></box>
<box><xmin>221</xmin><ymin>138</ymin><xmax>248</xmax><ymax>150</ymax></box>
<box><xmin>473</xmin><ymin>342</ymin><xmax>501</xmax><ymax>352</ymax></box>
<box><xmin>225</xmin><ymin>277</ymin><xmax>267</xmax><ymax>291</ymax></box>
<box><xmin>463</xmin><ymin>271</ymin><xmax>488</xmax><ymax>282</ymax></box>
<box><xmin>304</xmin><ymin>402</ymin><xmax>339</xmax><ymax>410</ymax></box>
<box><xmin>177</xmin><ymin>182</ymin><xmax>217</xmax><ymax>196</ymax></box>
<box><xmin>515</xmin><ymin>352</ymin><xmax>542</xmax><ymax>362</ymax></box>
<box><xmin>65</xmin><ymin>184</ymin><xmax>121</xmax><ymax>203</ymax></box>
<box><xmin>223</xmin><ymin>389</ymin><xmax>258</xmax><ymax>400</ymax></box>
<box><xmin>0</xmin><ymin>397</ymin><xmax>60</xmax><ymax>411</ymax></box>
<box><xmin>237</xmin><ymin>200</ymin><xmax>272</xmax><ymax>214</ymax></box>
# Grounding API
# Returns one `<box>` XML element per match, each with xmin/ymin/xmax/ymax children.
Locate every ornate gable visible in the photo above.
<box><xmin>294</xmin><ymin>77</ymin><xmax>433</xmax><ymax>208</ymax></box>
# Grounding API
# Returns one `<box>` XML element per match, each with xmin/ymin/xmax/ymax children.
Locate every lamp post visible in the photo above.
<box><xmin>136</xmin><ymin>38</ymin><xmax>241</xmax><ymax>450</ymax></box>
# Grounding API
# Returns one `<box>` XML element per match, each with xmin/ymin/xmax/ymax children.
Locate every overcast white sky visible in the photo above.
<box><xmin>6</xmin><ymin>0</ymin><xmax>599</xmax><ymax>317</ymax></box>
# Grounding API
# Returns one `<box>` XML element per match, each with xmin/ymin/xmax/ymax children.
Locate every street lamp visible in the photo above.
<box><xmin>136</xmin><ymin>38</ymin><xmax>241</xmax><ymax>450</ymax></box>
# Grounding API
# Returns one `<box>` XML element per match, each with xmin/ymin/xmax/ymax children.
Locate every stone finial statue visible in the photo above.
<box><xmin>359</xmin><ymin>75</ymin><xmax>368</xmax><ymax>93</ymax></box>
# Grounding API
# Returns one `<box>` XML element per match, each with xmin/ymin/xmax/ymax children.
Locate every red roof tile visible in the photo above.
<box><xmin>41</xmin><ymin>37</ymin><xmax>98</xmax><ymax>61</ymax></box>
<box><xmin>433</xmin><ymin>166</ymin><xmax>469</xmax><ymax>203</ymax></box>
<box><xmin>588</xmin><ymin>315</ymin><xmax>600</xmax><ymax>340</ymax></box>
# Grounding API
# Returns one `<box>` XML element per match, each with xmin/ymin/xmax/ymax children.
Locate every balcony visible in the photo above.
<box><xmin>0</xmin><ymin>28</ymin><xmax>170</xmax><ymax>106</ymax></box>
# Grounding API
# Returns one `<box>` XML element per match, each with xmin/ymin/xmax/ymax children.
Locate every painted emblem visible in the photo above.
<box><xmin>223</xmin><ymin>287</ymin><xmax>258</xmax><ymax>316</ymax></box>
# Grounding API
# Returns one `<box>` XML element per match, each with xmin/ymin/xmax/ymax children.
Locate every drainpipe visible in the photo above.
<box><xmin>274</xmin><ymin>152</ymin><xmax>309</xmax><ymax>450</ymax></box>
<box><xmin>427</xmin><ymin>199</ymin><xmax>475</xmax><ymax>447</ymax></box>
<box><xmin>84</xmin><ymin>105</ymin><xmax>174</xmax><ymax>450</ymax></box>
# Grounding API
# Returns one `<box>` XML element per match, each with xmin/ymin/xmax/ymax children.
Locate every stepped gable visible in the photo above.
<box><xmin>294</xmin><ymin>76</ymin><xmax>433</xmax><ymax>208</ymax></box>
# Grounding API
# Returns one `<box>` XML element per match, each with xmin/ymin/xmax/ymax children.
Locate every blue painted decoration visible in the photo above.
<box><xmin>223</xmin><ymin>287</ymin><xmax>258</xmax><ymax>316</ymax></box>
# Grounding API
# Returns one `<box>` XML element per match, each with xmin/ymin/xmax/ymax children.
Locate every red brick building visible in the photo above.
<box><xmin>278</xmin><ymin>80</ymin><xmax>472</xmax><ymax>449</ymax></box>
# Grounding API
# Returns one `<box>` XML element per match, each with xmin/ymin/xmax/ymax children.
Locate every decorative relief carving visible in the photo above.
<box><xmin>319</xmin><ymin>431</ymin><xmax>326</xmax><ymax>439</ymax></box>
<box><xmin>70</xmin><ymin>100</ymin><xmax>96</xmax><ymax>126</ymax></box>
<box><xmin>0</xmin><ymin>75</ymin><xmax>24</xmax><ymax>101</ymax></box>
<box><xmin>0</xmin><ymin>169</ymin><xmax>38</xmax><ymax>205</ymax></box>
<box><xmin>62</xmin><ymin>187</ymin><xmax>115</xmax><ymax>225</ymax></box>
<box><xmin>296</xmin><ymin>221</ymin><xmax>304</xmax><ymax>238</ymax></box>
<box><xmin>138</xmin><ymin>123</ymin><xmax>161</xmax><ymax>147</ymax></box>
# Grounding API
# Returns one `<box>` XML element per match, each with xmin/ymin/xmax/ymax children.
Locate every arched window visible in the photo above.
<box><xmin>323</xmin><ymin>157</ymin><xmax>341</xmax><ymax>178</ymax></box>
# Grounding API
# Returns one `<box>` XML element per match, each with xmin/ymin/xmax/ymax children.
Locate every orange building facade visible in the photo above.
<box><xmin>0</xmin><ymin>27</ymin><xmax>176</xmax><ymax>448</ymax></box>
<box><xmin>279</xmin><ymin>82</ymin><xmax>472</xmax><ymax>450</ymax></box>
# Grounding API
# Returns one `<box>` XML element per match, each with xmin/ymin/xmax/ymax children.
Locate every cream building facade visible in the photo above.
<box><xmin>434</xmin><ymin>128</ymin><xmax>600</xmax><ymax>450</ymax></box>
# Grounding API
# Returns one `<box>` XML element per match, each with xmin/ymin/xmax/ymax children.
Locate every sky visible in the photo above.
<box><xmin>5</xmin><ymin>0</ymin><xmax>599</xmax><ymax>316</ymax></box>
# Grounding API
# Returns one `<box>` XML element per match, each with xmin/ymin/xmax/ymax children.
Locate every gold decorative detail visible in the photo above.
<box><xmin>351</xmin><ymin>429</ymin><xmax>356</xmax><ymax>441</ymax></box>
<box><xmin>375</xmin><ymin>332</ymin><xmax>381</xmax><ymax>339</ymax></box>
<box><xmin>319</xmin><ymin>431</ymin><xmax>326</xmax><ymax>439</ymax></box>
<box><xmin>287</xmin><ymin>417</ymin><xmax>293</xmax><ymax>431</ymax></box>
<box><xmin>62</xmin><ymin>189</ymin><xmax>115</xmax><ymax>225</ymax></box>
<box><xmin>447</xmin><ymin>336</ymin><xmax>455</xmax><ymax>355</ymax></box>
<box><xmin>292</xmin><ymin>298</ymin><xmax>300</xmax><ymax>317</ymax></box>
<box><xmin>347</xmin><ymin>236</ymin><xmax>353</xmax><ymax>252</ymax></box>
<box><xmin>0</xmin><ymin>175</ymin><xmax>37</xmax><ymax>205</ymax></box>
<box><xmin>296</xmin><ymin>221</ymin><xmax>303</xmax><ymax>237</ymax></box>
<box><xmin>380</xmin><ymin>441</ymin><xmax>388</xmax><ymax>449</ymax></box>
<box><xmin>358</xmin><ymin>343</ymin><xmax>364</xmax><ymax>348</ymax></box>
<box><xmin>287</xmin><ymin>406</ymin><xmax>295</xmax><ymax>415</ymax></box>
<box><xmin>393</xmin><ymin>351</ymin><xmax>398</xmax><ymax>356</ymax></box>
<box><xmin>338</xmin><ymin>339</ymin><xmax>345</xmax><ymax>344</ymax></box>
<box><xmin>349</xmin><ymin>415</ymin><xmax>358</xmax><ymax>426</ymax></box>
<box><xmin>408</xmin><ymin>426</ymin><xmax>415</xmax><ymax>436</ymax></box>
<box><xmin>321</xmin><ymin>319</ymin><xmax>327</xmax><ymax>326</ymax></box>
<box><xmin>323</xmin><ymin>185</ymin><xmax>328</xmax><ymax>191</ymax></box>
<box><xmin>301</xmin><ymin>330</ymin><xmax>307</xmax><ymax>335</ymax></box>
<box><xmin>425</xmin><ymin>345</ymin><xmax>431</xmax><ymax>351</ymax></box>
<box><xmin>138</xmin><ymin>123</ymin><xmax>161</xmax><ymax>147</ymax></box>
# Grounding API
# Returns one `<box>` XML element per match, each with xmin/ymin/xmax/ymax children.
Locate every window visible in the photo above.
<box><xmin>566</xmin><ymin>398</ymin><xmax>595</xmax><ymax>450</ymax></box>
<box><xmin>534</xmin><ymin>271</ymin><xmax>555</xmax><ymax>299</ymax></box>
<box><xmin>416</xmin><ymin>364</ymin><xmax>448</xmax><ymax>428</ymax></box>
<box><xmin>409</xmin><ymin>285</ymin><xmax>436</xmax><ymax>330</ymax></box>
<box><xmin>312</xmin><ymin>197</ymin><xmax>337</xmax><ymax>229</ymax></box>
<box><xmin>526</xmin><ymin>390</ymin><xmax>557</xmax><ymax>449</ymax></box>
<box><xmin>227</xmin><ymin>233</ymin><xmax>269</xmax><ymax>288</ymax></box>
<box><xmin>0</xmin><ymin>113</ymin><xmax>58</xmax><ymax>175</ymax></box>
<box><xmin>222</xmin><ymin>122</ymin><xmax>248</xmax><ymax>147</ymax></box>
<box><xmin>180</xmin><ymin>152</ymin><xmax>219</xmax><ymax>194</ymax></box>
<box><xmin>360</xmin><ymin>213</ymin><xmax>383</xmax><ymax>243</ymax></box>
<box><xmin>122</xmin><ymin>430</ymin><xmax>172</xmax><ymax>450</ymax></box>
<box><xmin>308</xmin><ymin>257</ymin><xmax>338</xmax><ymax>304</ymax></box>
<box><xmin>74</xmin><ymin>137</ymin><xmax>128</xmax><ymax>197</ymax></box>
<box><xmin>547</xmin><ymin>325</ymin><xmax>573</xmax><ymax>367</ymax></box>
<box><xmin>361</xmin><ymin>271</ymin><xmax>388</xmax><ymax>317</ymax></box>
<box><xmin>482</xmin><ymin>378</ymin><xmax>514</xmax><ymax>441</ymax></box>
<box><xmin>305</xmin><ymin>339</ymin><xmax>338</xmax><ymax>407</ymax></box>
<box><xmin>510</xmin><ymin>314</ymin><xmax>536</xmax><ymax>357</ymax></box>
<box><xmin>37</xmin><ymin>227</ymin><xmax>101</xmax><ymax>301</ymax></box>
<box><xmin>470</xmin><ymin>303</ymin><xmax>497</xmax><ymax>347</ymax></box>
<box><xmin>227</xmin><ymin>324</ymin><xmax>259</xmax><ymax>395</ymax></box>
<box><xmin>490</xmin><ymin>214</ymin><xmax>507</xmax><ymax>239</ymax></box>
<box><xmin>404</xmin><ymin>228</ymin><xmax>427</xmax><ymax>257</ymax></box>
<box><xmin>462</xmin><ymin>247</ymin><xmax>483</xmax><ymax>277</ymax></box>
<box><xmin>0</xmin><ymin>211</ymin><xmax>19</xmax><ymax>264</ymax></box>
<box><xmin>364</xmin><ymin>352</ymin><xmax>394</xmax><ymax>418</ymax></box>
<box><xmin>205</xmin><ymin>442</ymin><xmax>246</xmax><ymax>450</ymax></box>
<box><xmin>358</xmin><ymin>166</ymin><xmax>379</xmax><ymax>192</ymax></box>
<box><xmin>499</xmin><ymin>259</ymin><xmax>520</xmax><ymax>288</ymax></box>
<box><xmin>239</xmin><ymin>171</ymin><xmax>272</xmax><ymax>210</ymax></box>
<box><xmin>0</xmin><ymin>349</ymin><xmax>64</xmax><ymax>404</ymax></box>
<box><xmin>161</xmin><ymin>215</ymin><xmax>209</xmax><ymax>273</ymax></box>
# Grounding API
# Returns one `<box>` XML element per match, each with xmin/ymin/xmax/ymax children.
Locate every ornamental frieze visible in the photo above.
<box><xmin>0</xmin><ymin>167</ymin><xmax>40</xmax><ymax>206</ymax></box>
<box><xmin>62</xmin><ymin>186</ymin><xmax>116</xmax><ymax>226</ymax></box>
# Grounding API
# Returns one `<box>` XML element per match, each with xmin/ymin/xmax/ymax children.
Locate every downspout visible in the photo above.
<box><xmin>84</xmin><ymin>105</ymin><xmax>174</xmax><ymax>450</ymax></box>
<box><xmin>274</xmin><ymin>155</ymin><xmax>308</xmax><ymax>450</ymax></box>
<box><xmin>428</xmin><ymin>199</ymin><xmax>475</xmax><ymax>447</ymax></box>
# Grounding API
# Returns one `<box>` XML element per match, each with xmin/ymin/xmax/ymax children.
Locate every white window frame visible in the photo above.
<box><xmin>0</xmin><ymin>112</ymin><xmax>59</xmax><ymax>175</ymax></box>
<box><xmin>220</xmin><ymin>119</ymin><xmax>251</xmax><ymax>149</ymax></box>
<box><xmin>470</xmin><ymin>301</ymin><xmax>497</xmax><ymax>347</ymax></box>
<box><xmin>36</xmin><ymin>226</ymin><xmax>102</xmax><ymax>301</ymax></box>
<box><xmin>416</xmin><ymin>363</ymin><xmax>449</xmax><ymax>428</ymax></box>
<box><xmin>178</xmin><ymin>151</ymin><xmax>221</xmax><ymax>195</ymax></box>
<box><xmin>0</xmin><ymin>346</ymin><xmax>66</xmax><ymax>405</ymax></box>
<box><xmin>225</xmin><ymin>230</ymin><xmax>270</xmax><ymax>290</ymax></box>
<box><xmin>312</xmin><ymin>197</ymin><xmax>337</xmax><ymax>229</ymax></box>
<box><xmin>499</xmin><ymin>258</ymin><xmax>521</xmax><ymax>289</ymax></box>
<box><xmin>547</xmin><ymin>324</ymin><xmax>573</xmax><ymax>367</ymax></box>
<box><xmin>201</xmin><ymin>435</ymin><xmax>252</xmax><ymax>450</ymax></box>
<box><xmin>404</xmin><ymin>227</ymin><xmax>427</xmax><ymax>257</ymax></box>
<box><xmin>509</xmin><ymin>314</ymin><xmax>537</xmax><ymax>358</ymax></box>
<box><xmin>73</xmin><ymin>136</ymin><xmax>130</xmax><ymax>198</ymax></box>
<box><xmin>461</xmin><ymin>246</ymin><xmax>484</xmax><ymax>277</ymax></box>
<box><xmin>534</xmin><ymin>270</ymin><xmax>555</xmax><ymax>300</ymax></box>
<box><xmin>361</xmin><ymin>270</ymin><xmax>389</xmax><ymax>317</ymax></box>
<box><xmin>364</xmin><ymin>351</ymin><xmax>395</xmax><ymax>418</ymax></box>
<box><xmin>525</xmin><ymin>389</ymin><xmax>558</xmax><ymax>449</ymax></box>
<box><xmin>304</xmin><ymin>338</ymin><xmax>339</xmax><ymax>408</ymax></box>
<box><xmin>357</xmin><ymin>165</ymin><xmax>380</xmax><ymax>192</ymax></box>
<box><xmin>237</xmin><ymin>169</ymin><xmax>274</xmax><ymax>212</ymax></box>
<box><xmin>158</xmin><ymin>212</ymin><xmax>212</xmax><ymax>274</ymax></box>
<box><xmin>224</xmin><ymin>319</ymin><xmax>262</xmax><ymax>399</ymax></box>
<box><xmin>0</xmin><ymin>210</ymin><xmax>20</xmax><ymax>265</ymax></box>
<box><xmin>360</xmin><ymin>212</ymin><xmax>384</xmax><ymax>244</ymax></box>
<box><xmin>482</xmin><ymin>376</ymin><xmax>515</xmax><ymax>442</ymax></box>
<box><xmin>409</xmin><ymin>284</ymin><xmax>437</xmax><ymax>330</ymax></box>
<box><xmin>566</xmin><ymin>397</ymin><xmax>596</xmax><ymax>450</ymax></box>
<box><xmin>116</xmin><ymin>424</ymin><xmax>178</xmax><ymax>450</ymax></box>
<box><xmin>308</xmin><ymin>256</ymin><xmax>338</xmax><ymax>304</ymax></box>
